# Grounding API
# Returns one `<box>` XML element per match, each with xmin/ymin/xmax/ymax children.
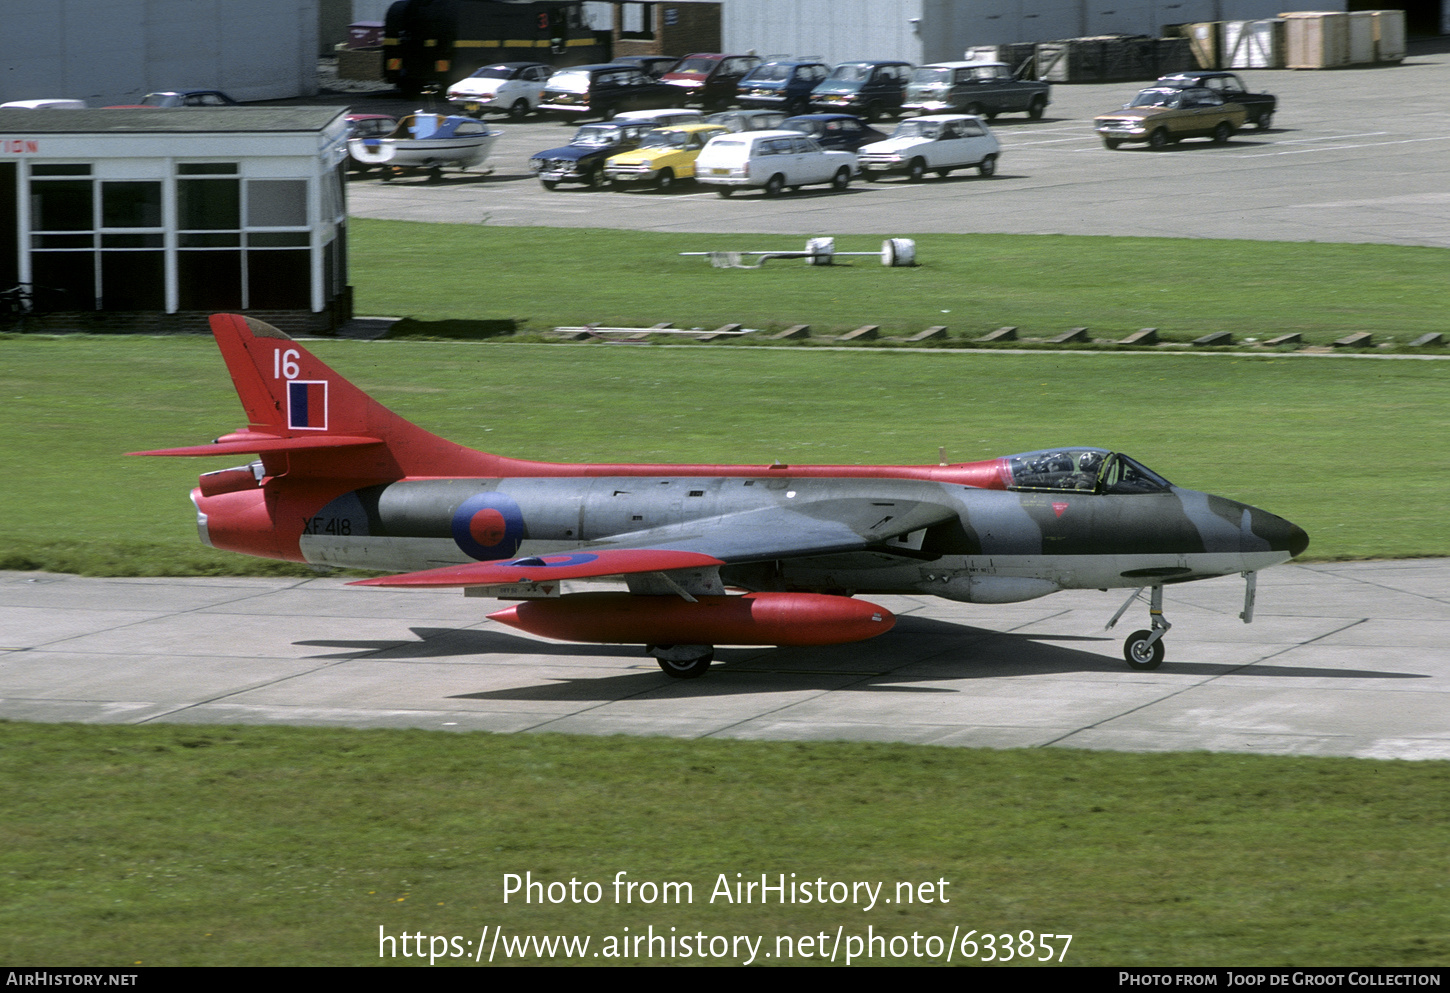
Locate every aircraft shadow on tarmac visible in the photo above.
<box><xmin>295</xmin><ymin>614</ymin><xmax>1426</xmax><ymax>702</ymax></box>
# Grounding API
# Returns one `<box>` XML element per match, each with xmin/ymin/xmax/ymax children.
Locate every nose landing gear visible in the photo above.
<box><xmin>1106</xmin><ymin>585</ymin><xmax>1171</xmax><ymax>670</ymax></box>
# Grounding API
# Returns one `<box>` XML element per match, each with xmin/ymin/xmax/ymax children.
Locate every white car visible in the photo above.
<box><xmin>445</xmin><ymin>62</ymin><xmax>552</xmax><ymax>120</ymax></box>
<box><xmin>856</xmin><ymin>114</ymin><xmax>1000</xmax><ymax>182</ymax></box>
<box><xmin>611</xmin><ymin>108</ymin><xmax>703</xmax><ymax>127</ymax></box>
<box><xmin>693</xmin><ymin>130</ymin><xmax>856</xmax><ymax>198</ymax></box>
<box><xmin>0</xmin><ymin>99</ymin><xmax>86</xmax><ymax>110</ymax></box>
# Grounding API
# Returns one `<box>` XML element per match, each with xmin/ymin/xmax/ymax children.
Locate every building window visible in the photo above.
<box><xmin>619</xmin><ymin>2</ymin><xmax>655</xmax><ymax>40</ymax></box>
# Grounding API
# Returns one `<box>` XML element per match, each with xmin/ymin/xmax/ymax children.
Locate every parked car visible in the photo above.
<box><xmin>106</xmin><ymin>90</ymin><xmax>239</xmax><ymax>109</ymax></box>
<box><xmin>856</xmin><ymin>114</ymin><xmax>1000</xmax><ymax>181</ymax></box>
<box><xmin>529</xmin><ymin>117</ymin><xmax>670</xmax><ymax>189</ymax></box>
<box><xmin>735</xmin><ymin>59</ymin><xmax>831</xmax><ymax>115</ymax></box>
<box><xmin>1156</xmin><ymin>71</ymin><xmax>1276</xmax><ymax>128</ymax></box>
<box><xmin>444</xmin><ymin>62</ymin><xmax>553</xmax><ymax>120</ymax></box>
<box><xmin>539</xmin><ymin>64</ymin><xmax>680</xmax><ymax>119</ymax></box>
<box><xmin>345</xmin><ymin>113</ymin><xmax>401</xmax><ymax>172</ymax></box>
<box><xmin>703</xmin><ymin>109</ymin><xmax>787</xmax><ymax>133</ymax></box>
<box><xmin>780</xmin><ymin>114</ymin><xmax>887</xmax><ymax>152</ymax></box>
<box><xmin>612</xmin><ymin>108</ymin><xmax>702</xmax><ymax>127</ymax></box>
<box><xmin>610</xmin><ymin>55</ymin><xmax>680</xmax><ymax>80</ymax></box>
<box><xmin>903</xmin><ymin>62</ymin><xmax>1048</xmax><ymax>120</ymax></box>
<box><xmin>661</xmin><ymin>54</ymin><xmax>762</xmax><ymax>109</ymax></box>
<box><xmin>693</xmin><ymin>129</ymin><xmax>857</xmax><ymax>198</ymax></box>
<box><xmin>0</xmin><ymin>99</ymin><xmax>86</xmax><ymax>109</ymax></box>
<box><xmin>1095</xmin><ymin>86</ymin><xmax>1246</xmax><ymax>149</ymax></box>
<box><xmin>604</xmin><ymin>123</ymin><xmax>729</xmax><ymax>190</ymax></box>
<box><xmin>810</xmin><ymin>60</ymin><xmax>913</xmax><ymax>121</ymax></box>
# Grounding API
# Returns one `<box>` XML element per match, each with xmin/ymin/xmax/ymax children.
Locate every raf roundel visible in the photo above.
<box><xmin>451</xmin><ymin>492</ymin><xmax>524</xmax><ymax>560</ymax></box>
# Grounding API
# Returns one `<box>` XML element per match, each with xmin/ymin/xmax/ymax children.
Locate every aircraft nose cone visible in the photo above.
<box><xmin>1256</xmin><ymin>511</ymin><xmax>1309</xmax><ymax>558</ymax></box>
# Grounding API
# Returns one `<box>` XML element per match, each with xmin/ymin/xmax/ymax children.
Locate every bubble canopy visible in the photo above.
<box><xmin>1001</xmin><ymin>449</ymin><xmax>1173</xmax><ymax>494</ymax></box>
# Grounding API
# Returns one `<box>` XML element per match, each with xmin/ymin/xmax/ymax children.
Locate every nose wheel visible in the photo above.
<box><xmin>648</xmin><ymin>644</ymin><xmax>715</xmax><ymax>679</ymax></box>
<box><xmin>1107</xmin><ymin>586</ymin><xmax>1171</xmax><ymax>670</ymax></box>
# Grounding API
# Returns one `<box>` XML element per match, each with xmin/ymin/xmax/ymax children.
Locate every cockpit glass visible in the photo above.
<box><xmin>1003</xmin><ymin>449</ymin><xmax>1170</xmax><ymax>494</ymax></box>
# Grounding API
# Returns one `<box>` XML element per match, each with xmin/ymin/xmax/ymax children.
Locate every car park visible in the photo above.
<box><xmin>661</xmin><ymin>54</ymin><xmax>762</xmax><ymax>109</ymax></box>
<box><xmin>693</xmin><ymin>129</ymin><xmax>857</xmax><ymax>197</ymax></box>
<box><xmin>903</xmin><ymin>62</ymin><xmax>1048</xmax><ymax>120</ymax></box>
<box><xmin>703</xmin><ymin>108</ymin><xmax>787</xmax><ymax>133</ymax></box>
<box><xmin>539</xmin><ymin>64</ymin><xmax>680</xmax><ymax>119</ymax></box>
<box><xmin>1095</xmin><ymin>86</ymin><xmax>1246</xmax><ymax>149</ymax></box>
<box><xmin>444</xmin><ymin>62</ymin><xmax>553</xmax><ymax>120</ymax></box>
<box><xmin>611</xmin><ymin>55</ymin><xmax>680</xmax><ymax>80</ymax></box>
<box><xmin>809</xmin><ymin>60</ymin><xmax>913</xmax><ymax>121</ymax></box>
<box><xmin>780</xmin><ymin>114</ymin><xmax>887</xmax><ymax>152</ymax></box>
<box><xmin>106</xmin><ymin>90</ymin><xmax>238</xmax><ymax>108</ymax></box>
<box><xmin>528</xmin><ymin>118</ymin><xmax>659</xmax><ymax>189</ymax></box>
<box><xmin>735</xmin><ymin>59</ymin><xmax>831</xmax><ymax>115</ymax></box>
<box><xmin>603</xmin><ymin>123</ymin><xmax>728</xmax><ymax>190</ymax></box>
<box><xmin>1156</xmin><ymin>71</ymin><xmax>1276</xmax><ymax>128</ymax></box>
<box><xmin>856</xmin><ymin>114</ymin><xmax>1000</xmax><ymax>181</ymax></box>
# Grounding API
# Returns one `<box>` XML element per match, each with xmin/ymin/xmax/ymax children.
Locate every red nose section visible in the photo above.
<box><xmin>489</xmin><ymin>592</ymin><xmax>895</xmax><ymax>647</ymax></box>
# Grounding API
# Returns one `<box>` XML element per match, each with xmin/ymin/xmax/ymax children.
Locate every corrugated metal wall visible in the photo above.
<box><xmin>0</xmin><ymin>0</ymin><xmax>319</xmax><ymax>106</ymax></box>
<box><xmin>718</xmin><ymin>0</ymin><xmax>1336</xmax><ymax>64</ymax></box>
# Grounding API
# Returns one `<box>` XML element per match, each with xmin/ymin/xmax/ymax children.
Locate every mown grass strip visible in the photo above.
<box><xmin>350</xmin><ymin>220</ymin><xmax>1450</xmax><ymax>346</ymax></box>
<box><xmin>1</xmin><ymin>722</ymin><xmax>1446</xmax><ymax>966</ymax></box>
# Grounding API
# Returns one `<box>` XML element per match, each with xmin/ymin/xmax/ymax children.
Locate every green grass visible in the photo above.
<box><xmin>2</xmin><ymin>336</ymin><xmax>1447</xmax><ymax>575</ymax></box>
<box><xmin>1</xmin><ymin>722</ymin><xmax>1446</xmax><ymax>966</ymax></box>
<box><xmin>350</xmin><ymin>220</ymin><xmax>1450</xmax><ymax>346</ymax></box>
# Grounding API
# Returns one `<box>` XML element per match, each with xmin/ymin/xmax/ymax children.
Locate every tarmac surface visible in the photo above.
<box><xmin>4</xmin><ymin>560</ymin><xmax>1447</xmax><ymax>759</ymax></box>
<box><xmin>341</xmin><ymin>44</ymin><xmax>1450</xmax><ymax>247</ymax></box>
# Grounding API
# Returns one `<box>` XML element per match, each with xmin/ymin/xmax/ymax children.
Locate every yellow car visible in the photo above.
<box><xmin>1095</xmin><ymin>86</ymin><xmax>1247</xmax><ymax>150</ymax></box>
<box><xmin>603</xmin><ymin>123</ymin><xmax>728</xmax><ymax>190</ymax></box>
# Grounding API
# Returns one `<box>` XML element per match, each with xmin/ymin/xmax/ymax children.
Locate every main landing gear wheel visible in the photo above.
<box><xmin>649</xmin><ymin>645</ymin><xmax>714</xmax><ymax>679</ymax></box>
<box><xmin>1124</xmin><ymin>630</ymin><xmax>1166</xmax><ymax>670</ymax></box>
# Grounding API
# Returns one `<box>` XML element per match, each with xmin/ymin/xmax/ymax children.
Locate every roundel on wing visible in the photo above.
<box><xmin>451</xmin><ymin>492</ymin><xmax>524</xmax><ymax>560</ymax></box>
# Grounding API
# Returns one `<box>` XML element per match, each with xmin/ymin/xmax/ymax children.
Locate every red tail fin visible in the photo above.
<box><xmin>133</xmin><ymin>314</ymin><xmax>498</xmax><ymax>480</ymax></box>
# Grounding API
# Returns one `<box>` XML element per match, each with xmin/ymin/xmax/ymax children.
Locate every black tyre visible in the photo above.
<box><xmin>1148</xmin><ymin>128</ymin><xmax>1170</xmax><ymax>150</ymax></box>
<box><xmin>764</xmin><ymin>173</ymin><xmax>785</xmax><ymax>197</ymax></box>
<box><xmin>508</xmin><ymin>99</ymin><xmax>530</xmax><ymax>121</ymax></box>
<box><xmin>717</xmin><ymin>187</ymin><xmax>734</xmax><ymax>198</ymax></box>
<box><xmin>540</xmin><ymin>179</ymin><xmax>559</xmax><ymax>191</ymax></box>
<box><xmin>906</xmin><ymin>158</ymin><xmax>926</xmax><ymax>182</ymax></box>
<box><xmin>652</xmin><ymin>647</ymin><xmax>714</xmax><ymax>679</ymax></box>
<box><xmin>1028</xmin><ymin>96</ymin><xmax>1047</xmax><ymax>120</ymax></box>
<box><xmin>964</xmin><ymin>103</ymin><xmax>985</xmax><ymax>118</ymax></box>
<box><xmin>831</xmin><ymin>167</ymin><xmax>850</xmax><ymax>191</ymax></box>
<box><xmin>864</xmin><ymin>100</ymin><xmax>883</xmax><ymax>123</ymax></box>
<box><xmin>586</xmin><ymin>166</ymin><xmax>606</xmax><ymax>189</ymax></box>
<box><xmin>1124</xmin><ymin>631</ymin><xmax>1166</xmax><ymax>670</ymax></box>
<box><xmin>655</xmin><ymin>168</ymin><xmax>675</xmax><ymax>191</ymax></box>
<box><xmin>1103</xmin><ymin>137</ymin><xmax>1122</xmax><ymax>150</ymax></box>
<box><xmin>1212</xmin><ymin>121</ymin><xmax>1233</xmax><ymax>144</ymax></box>
<box><xmin>860</xmin><ymin>170</ymin><xmax>878</xmax><ymax>182</ymax></box>
<box><xmin>936</xmin><ymin>169</ymin><xmax>952</xmax><ymax>178</ymax></box>
<box><xmin>977</xmin><ymin>155</ymin><xmax>996</xmax><ymax>177</ymax></box>
<box><xmin>1257</xmin><ymin>111</ymin><xmax>1273</xmax><ymax>130</ymax></box>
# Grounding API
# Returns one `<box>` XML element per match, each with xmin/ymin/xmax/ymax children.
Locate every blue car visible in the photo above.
<box><xmin>528</xmin><ymin>118</ymin><xmax>665</xmax><ymax>189</ymax></box>
<box><xmin>736</xmin><ymin>60</ymin><xmax>831</xmax><ymax>116</ymax></box>
<box><xmin>780</xmin><ymin>114</ymin><xmax>888</xmax><ymax>152</ymax></box>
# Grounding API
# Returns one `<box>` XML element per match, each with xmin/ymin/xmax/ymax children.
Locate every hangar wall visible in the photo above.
<box><xmin>0</xmin><ymin>0</ymin><xmax>319</xmax><ymax>107</ymax></box>
<box><xmin>719</xmin><ymin>0</ymin><xmax>1340</xmax><ymax>63</ymax></box>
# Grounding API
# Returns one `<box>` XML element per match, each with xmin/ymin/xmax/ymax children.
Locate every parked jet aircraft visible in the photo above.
<box><xmin>135</xmin><ymin>315</ymin><xmax>1308</xmax><ymax>677</ymax></box>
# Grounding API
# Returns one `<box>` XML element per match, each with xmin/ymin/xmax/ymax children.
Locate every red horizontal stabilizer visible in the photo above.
<box><xmin>130</xmin><ymin>435</ymin><xmax>384</xmax><ymax>457</ymax></box>
<box><xmin>489</xmin><ymin>591</ymin><xmax>895</xmax><ymax>647</ymax></box>
<box><xmin>349</xmin><ymin>549</ymin><xmax>727</xmax><ymax>588</ymax></box>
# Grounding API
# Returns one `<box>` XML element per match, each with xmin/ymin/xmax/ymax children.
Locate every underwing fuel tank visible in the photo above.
<box><xmin>488</xmin><ymin>592</ymin><xmax>895</xmax><ymax>647</ymax></box>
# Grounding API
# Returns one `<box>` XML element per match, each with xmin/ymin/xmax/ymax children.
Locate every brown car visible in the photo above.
<box><xmin>1094</xmin><ymin>86</ymin><xmax>1246</xmax><ymax>150</ymax></box>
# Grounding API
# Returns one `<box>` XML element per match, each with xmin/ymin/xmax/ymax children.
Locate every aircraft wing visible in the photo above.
<box><xmin>350</xmin><ymin>497</ymin><xmax>958</xmax><ymax>589</ymax></box>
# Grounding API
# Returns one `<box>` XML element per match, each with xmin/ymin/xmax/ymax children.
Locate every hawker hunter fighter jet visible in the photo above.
<box><xmin>135</xmin><ymin>315</ymin><xmax>1308</xmax><ymax>677</ymax></box>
